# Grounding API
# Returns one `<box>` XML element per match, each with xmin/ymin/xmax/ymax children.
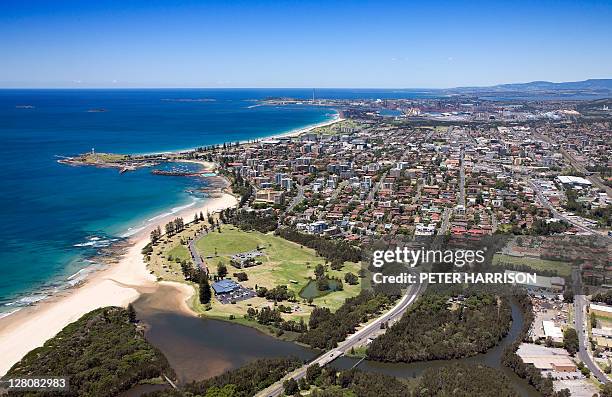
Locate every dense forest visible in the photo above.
<box><xmin>6</xmin><ymin>307</ymin><xmax>173</xmax><ymax>397</ymax></box>
<box><xmin>297</xmin><ymin>291</ymin><xmax>391</xmax><ymax>349</ymax></box>
<box><xmin>144</xmin><ymin>358</ymin><xmax>302</xmax><ymax>397</ymax></box>
<box><xmin>277</xmin><ymin>227</ymin><xmax>361</xmax><ymax>265</ymax></box>
<box><xmin>366</xmin><ymin>293</ymin><xmax>512</xmax><ymax>362</ymax></box>
<box><xmin>415</xmin><ymin>363</ymin><xmax>518</xmax><ymax>397</ymax></box>
<box><xmin>174</xmin><ymin>361</ymin><xmax>523</xmax><ymax>397</ymax></box>
<box><xmin>228</xmin><ymin>208</ymin><xmax>278</xmax><ymax>233</ymax></box>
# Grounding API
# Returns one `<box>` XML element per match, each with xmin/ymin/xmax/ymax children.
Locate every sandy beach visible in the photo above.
<box><xmin>0</xmin><ymin>113</ymin><xmax>338</xmax><ymax>376</ymax></box>
<box><xmin>0</xmin><ymin>191</ymin><xmax>237</xmax><ymax>376</ymax></box>
<box><xmin>271</xmin><ymin>114</ymin><xmax>344</xmax><ymax>139</ymax></box>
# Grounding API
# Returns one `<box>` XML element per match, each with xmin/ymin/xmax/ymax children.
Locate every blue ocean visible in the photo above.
<box><xmin>0</xmin><ymin>89</ymin><xmax>355</xmax><ymax>314</ymax></box>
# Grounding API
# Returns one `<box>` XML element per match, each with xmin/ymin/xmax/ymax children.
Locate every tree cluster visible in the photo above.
<box><xmin>199</xmin><ymin>277</ymin><xmax>211</xmax><ymax>305</ymax></box>
<box><xmin>563</xmin><ymin>327</ymin><xmax>579</xmax><ymax>356</ymax></box>
<box><xmin>592</xmin><ymin>290</ymin><xmax>612</xmax><ymax>305</ymax></box>
<box><xmin>366</xmin><ymin>293</ymin><xmax>512</xmax><ymax>362</ymax></box>
<box><xmin>298</xmin><ymin>365</ymin><xmax>411</xmax><ymax>397</ymax></box>
<box><xmin>233</xmin><ymin>272</ymin><xmax>248</xmax><ymax>281</ymax></box>
<box><xmin>277</xmin><ymin>227</ymin><xmax>361</xmax><ymax>264</ymax></box>
<box><xmin>256</xmin><ymin>285</ymin><xmax>296</xmax><ymax>302</ymax></box>
<box><xmin>146</xmin><ymin>358</ymin><xmax>302</xmax><ymax>397</ymax></box>
<box><xmin>164</xmin><ymin>217</ymin><xmax>185</xmax><ymax>237</ymax></box>
<box><xmin>193</xmin><ymin>211</ymin><xmax>205</xmax><ymax>223</ymax></box>
<box><xmin>529</xmin><ymin>219</ymin><xmax>571</xmax><ymax>236</ymax></box>
<box><xmin>7</xmin><ymin>307</ymin><xmax>174</xmax><ymax>397</ymax></box>
<box><xmin>229</xmin><ymin>208</ymin><xmax>278</xmax><ymax>233</ymax></box>
<box><xmin>180</xmin><ymin>261</ymin><xmax>206</xmax><ymax>284</ymax></box>
<box><xmin>217</xmin><ymin>262</ymin><xmax>228</xmax><ymax>278</ymax></box>
<box><xmin>415</xmin><ymin>363</ymin><xmax>519</xmax><ymax>397</ymax></box>
<box><xmin>230</xmin><ymin>171</ymin><xmax>253</xmax><ymax>207</ymax></box>
<box><xmin>150</xmin><ymin>225</ymin><xmax>162</xmax><ymax>244</ymax></box>
<box><xmin>245</xmin><ymin>306</ymin><xmax>307</xmax><ymax>333</ymax></box>
<box><xmin>297</xmin><ymin>291</ymin><xmax>390</xmax><ymax>349</ymax></box>
<box><xmin>313</xmin><ymin>264</ymin><xmax>343</xmax><ymax>292</ymax></box>
<box><xmin>344</xmin><ymin>272</ymin><xmax>359</xmax><ymax>285</ymax></box>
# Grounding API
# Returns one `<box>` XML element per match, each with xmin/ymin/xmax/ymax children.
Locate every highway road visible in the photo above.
<box><xmin>255</xmin><ymin>283</ymin><xmax>422</xmax><ymax>397</ymax></box>
<box><xmin>573</xmin><ymin>268</ymin><xmax>609</xmax><ymax>384</ymax></box>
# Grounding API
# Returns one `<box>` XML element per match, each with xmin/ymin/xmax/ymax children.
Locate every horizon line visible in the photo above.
<box><xmin>0</xmin><ymin>87</ymin><xmax>447</xmax><ymax>91</ymax></box>
<box><xmin>1</xmin><ymin>77</ymin><xmax>610</xmax><ymax>91</ymax></box>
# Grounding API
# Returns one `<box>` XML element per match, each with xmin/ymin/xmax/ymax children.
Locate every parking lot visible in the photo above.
<box><xmin>216</xmin><ymin>284</ymin><xmax>257</xmax><ymax>305</ymax></box>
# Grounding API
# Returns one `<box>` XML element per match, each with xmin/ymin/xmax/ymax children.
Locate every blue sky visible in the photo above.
<box><xmin>1</xmin><ymin>0</ymin><xmax>611</xmax><ymax>88</ymax></box>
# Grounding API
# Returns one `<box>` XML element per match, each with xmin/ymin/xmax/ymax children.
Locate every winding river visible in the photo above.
<box><xmin>127</xmin><ymin>285</ymin><xmax>540</xmax><ymax>396</ymax></box>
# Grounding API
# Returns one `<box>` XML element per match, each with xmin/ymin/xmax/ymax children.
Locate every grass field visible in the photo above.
<box><xmin>492</xmin><ymin>254</ymin><xmax>573</xmax><ymax>277</ymax></box>
<box><xmin>80</xmin><ymin>152</ymin><xmax>128</xmax><ymax>163</ymax></box>
<box><xmin>310</xmin><ymin>119</ymin><xmax>363</xmax><ymax>136</ymax></box>
<box><xmin>167</xmin><ymin>244</ymin><xmax>190</xmax><ymax>261</ymax></box>
<box><xmin>197</xmin><ymin>225</ymin><xmax>362</xmax><ymax>321</ymax></box>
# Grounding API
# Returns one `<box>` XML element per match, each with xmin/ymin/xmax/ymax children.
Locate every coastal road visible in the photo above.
<box><xmin>573</xmin><ymin>268</ymin><xmax>609</xmax><ymax>384</ymax></box>
<box><xmin>255</xmin><ymin>283</ymin><xmax>422</xmax><ymax>397</ymax></box>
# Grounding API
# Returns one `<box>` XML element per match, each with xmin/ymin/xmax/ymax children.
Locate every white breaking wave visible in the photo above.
<box><xmin>0</xmin><ymin>308</ymin><xmax>22</xmax><ymax>319</ymax></box>
<box><xmin>5</xmin><ymin>294</ymin><xmax>47</xmax><ymax>307</ymax></box>
<box><xmin>120</xmin><ymin>197</ymin><xmax>201</xmax><ymax>238</ymax></box>
<box><xmin>67</xmin><ymin>268</ymin><xmax>87</xmax><ymax>280</ymax></box>
<box><xmin>73</xmin><ymin>235</ymin><xmax>117</xmax><ymax>248</ymax></box>
<box><xmin>147</xmin><ymin>199</ymin><xmax>199</xmax><ymax>222</ymax></box>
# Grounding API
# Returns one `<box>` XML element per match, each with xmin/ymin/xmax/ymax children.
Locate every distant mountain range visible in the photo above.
<box><xmin>447</xmin><ymin>79</ymin><xmax>612</xmax><ymax>98</ymax></box>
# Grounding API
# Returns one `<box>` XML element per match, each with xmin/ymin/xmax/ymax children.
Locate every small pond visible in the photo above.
<box><xmin>299</xmin><ymin>278</ymin><xmax>342</xmax><ymax>299</ymax></box>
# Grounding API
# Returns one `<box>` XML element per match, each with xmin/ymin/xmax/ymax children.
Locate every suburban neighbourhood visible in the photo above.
<box><xmin>132</xmin><ymin>96</ymin><xmax>612</xmax><ymax>396</ymax></box>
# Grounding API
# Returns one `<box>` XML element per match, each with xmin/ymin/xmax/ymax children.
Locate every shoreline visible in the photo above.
<box><xmin>1</xmin><ymin>159</ymin><xmax>220</xmax><ymax>312</ymax></box>
<box><xmin>266</xmin><ymin>113</ymin><xmax>343</xmax><ymax>140</ymax></box>
<box><xmin>0</xmin><ymin>191</ymin><xmax>237</xmax><ymax>376</ymax></box>
<box><xmin>135</xmin><ymin>110</ymin><xmax>342</xmax><ymax>156</ymax></box>
<box><xmin>0</xmin><ymin>111</ymin><xmax>342</xmax><ymax>376</ymax></box>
